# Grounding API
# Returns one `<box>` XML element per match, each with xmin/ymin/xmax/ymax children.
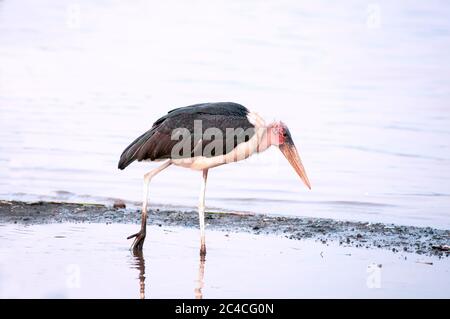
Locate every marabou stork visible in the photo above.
<box><xmin>118</xmin><ymin>102</ymin><xmax>311</xmax><ymax>255</ymax></box>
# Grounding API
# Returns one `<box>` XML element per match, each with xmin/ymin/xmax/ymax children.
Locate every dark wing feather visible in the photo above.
<box><xmin>118</xmin><ymin>102</ymin><xmax>255</xmax><ymax>169</ymax></box>
<box><xmin>165</xmin><ymin>102</ymin><xmax>249</xmax><ymax>117</ymax></box>
<box><xmin>117</xmin><ymin>129</ymin><xmax>156</xmax><ymax>169</ymax></box>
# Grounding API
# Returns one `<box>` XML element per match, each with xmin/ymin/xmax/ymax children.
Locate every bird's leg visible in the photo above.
<box><xmin>198</xmin><ymin>169</ymin><xmax>208</xmax><ymax>256</ymax></box>
<box><xmin>128</xmin><ymin>160</ymin><xmax>172</xmax><ymax>252</ymax></box>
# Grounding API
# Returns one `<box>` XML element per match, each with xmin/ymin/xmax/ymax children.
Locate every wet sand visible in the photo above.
<box><xmin>1</xmin><ymin>200</ymin><xmax>449</xmax><ymax>256</ymax></box>
<box><xmin>0</xmin><ymin>200</ymin><xmax>449</xmax><ymax>298</ymax></box>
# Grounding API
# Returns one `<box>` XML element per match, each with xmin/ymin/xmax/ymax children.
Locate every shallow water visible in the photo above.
<box><xmin>1</xmin><ymin>1</ymin><xmax>450</xmax><ymax>228</ymax></box>
<box><xmin>0</xmin><ymin>223</ymin><xmax>448</xmax><ymax>298</ymax></box>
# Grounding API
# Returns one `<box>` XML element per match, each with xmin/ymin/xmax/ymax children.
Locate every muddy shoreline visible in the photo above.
<box><xmin>0</xmin><ymin>200</ymin><xmax>448</xmax><ymax>257</ymax></box>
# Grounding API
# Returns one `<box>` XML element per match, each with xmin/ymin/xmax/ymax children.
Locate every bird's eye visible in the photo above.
<box><xmin>283</xmin><ymin>132</ymin><xmax>287</xmax><ymax>137</ymax></box>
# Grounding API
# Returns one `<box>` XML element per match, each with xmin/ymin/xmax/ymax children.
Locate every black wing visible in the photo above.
<box><xmin>118</xmin><ymin>102</ymin><xmax>255</xmax><ymax>169</ymax></box>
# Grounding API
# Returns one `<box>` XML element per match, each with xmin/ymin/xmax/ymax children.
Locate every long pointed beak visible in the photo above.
<box><xmin>279</xmin><ymin>142</ymin><xmax>311</xmax><ymax>189</ymax></box>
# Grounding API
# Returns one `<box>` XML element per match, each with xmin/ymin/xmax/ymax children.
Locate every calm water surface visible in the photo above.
<box><xmin>0</xmin><ymin>223</ymin><xmax>448</xmax><ymax>298</ymax></box>
<box><xmin>1</xmin><ymin>1</ymin><xmax>450</xmax><ymax>227</ymax></box>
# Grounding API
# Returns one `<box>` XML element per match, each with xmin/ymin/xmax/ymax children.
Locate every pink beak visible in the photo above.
<box><xmin>279</xmin><ymin>139</ymin><xmax>311</xmax><ymax>190</ymax></box>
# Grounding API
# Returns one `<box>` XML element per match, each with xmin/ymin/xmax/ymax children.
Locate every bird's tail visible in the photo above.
<box><xmin>118</xmin><ymin>129</ymin><xmax>154</xmax><ymax>170</ymax></box>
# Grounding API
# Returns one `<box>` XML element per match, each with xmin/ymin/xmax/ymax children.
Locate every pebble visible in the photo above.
<box><xmin>113</xmin><ymin>200</ymin><xmax>126</xmax><ymax>209</ymax></box>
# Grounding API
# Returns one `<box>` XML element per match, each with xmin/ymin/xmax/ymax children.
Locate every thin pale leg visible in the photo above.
<box><xmin>128</xmin><ymin>160</ymin><xmax>172</xmax><ymax>252</ymax></box>
<box><xmin>198</xmin><ymin>169</ymin><xmax>208</xmax><ymax>256</ymax></box>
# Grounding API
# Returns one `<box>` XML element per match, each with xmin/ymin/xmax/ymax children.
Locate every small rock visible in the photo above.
<box><xmin>113</xmin><ymin>200</ymin><xmax>126</xmax><ymax>209</ymax></box>
<box><xmin>432</xmin><ymin>245</ymin><xmax>450</xmax><ymax>252</ymax></box>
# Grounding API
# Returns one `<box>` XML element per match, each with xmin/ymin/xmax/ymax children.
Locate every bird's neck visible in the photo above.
<box><xmin>256</xmin><ymin>124</ymin><xmax>277</xmax><ymax>153</ymax></box>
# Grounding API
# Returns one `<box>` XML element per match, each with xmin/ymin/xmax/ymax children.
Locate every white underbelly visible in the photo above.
<box><xmin>171</xmin><ymin>155</ymin><xmax>226</xmax><ymax>170</ymax></box>
<box><xmin>173</xmin><ymin>135</ymin><xmax>266</xmax><ymax>170</ymax></box>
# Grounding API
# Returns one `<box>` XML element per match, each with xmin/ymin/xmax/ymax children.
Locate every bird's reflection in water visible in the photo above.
<box><xmin>130</xmin><ymin>249</ymin><xmax>206</xmax><ymax>299</ymax></box>
<box><xmin>131</xmin><ymin>250</ymin><xmax>146</xmax><ymax>299</ymax></box>
<box><xmin>195</xmin><ymin>254</ymin><xmax>206</xmax><ymax>299</ymax></box>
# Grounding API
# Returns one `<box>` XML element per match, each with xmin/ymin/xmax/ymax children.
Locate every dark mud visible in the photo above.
<box><xmin>0</xmin><ymin>200</ymin><xmax>448</xmax><ymax>257</ymax></box>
